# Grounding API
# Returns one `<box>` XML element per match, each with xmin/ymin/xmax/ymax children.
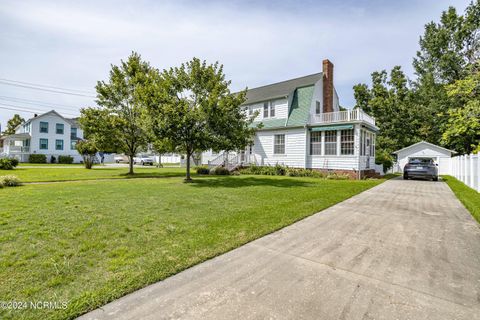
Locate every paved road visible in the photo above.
<box><xmin>79</xmin><ymin>178</ymin><xmax>480</xmax><ymax>320</ymax></box>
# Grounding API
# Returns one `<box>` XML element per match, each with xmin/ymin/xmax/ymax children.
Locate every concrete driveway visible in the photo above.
<box><xmin>79</xmin><ymin>178</ymin><xmax>480</xmax><ymax>320</ymax></box>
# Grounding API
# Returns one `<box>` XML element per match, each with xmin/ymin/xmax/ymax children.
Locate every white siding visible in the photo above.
<box><xmin>309</xmin><ymin>80</ymin><xmax>323</xmax><ymax>118</ymax></box>
<box><xmin>27</xmin><ymin>113</ymin><xmax>84</xmax><ymax>162</ymax></box>
<box><xmin>253</xmin><ymin>128</ymin><xmax>306</xmax><ymax>167</ymax></box>
<box><xmin>333</xmin><ymin>88</ymin><xmax>340</xmax><ymax>112</ymax></box>
<box><xmin>308</xmin><ymin>79</ymin><xmax>340</xmax><ymax>117</ymax></box>
<box><xmin>244</xmin><ymin>98</ymin><xmax>288</xmax><ymax>122</ymax></box>
<box><xmin>307</xmin><ymin>155</ymin><xmax>360</xmax><ymax>170</ymax></box>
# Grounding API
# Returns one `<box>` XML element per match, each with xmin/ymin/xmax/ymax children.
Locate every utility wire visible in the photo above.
<box><xmin>0</xmin><ymin>104</ymin><xmax>79</xmax><ymax>117</ymax></box>
<box><xmin>0</xmin><ymin>96</ymin><xmax>84</xmax><ymax>112</ymax></box>
<box><xmin>0</xmin><ymin>81</ymin><xmax>96</xmax><ymax>98</ymax></box>
<box><xmin>0</xmin><ymin>77</ymin><xmax>95</xmax><ymax>94</ymax></box>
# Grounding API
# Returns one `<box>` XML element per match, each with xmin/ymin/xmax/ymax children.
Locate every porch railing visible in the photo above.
<box><xmin>208</xmin><ymin>152</ymin><xmax>259</xmax><ymax>170</ymax></box>
<box><xmin>310</xmin><ymin>109</ymin><xmax>375</xmax><ymax>126</ymax></box>
<box><xmin>8</xmin><ymin>146</ymin><xmax>30</xmax><ymax>153</ymax></box>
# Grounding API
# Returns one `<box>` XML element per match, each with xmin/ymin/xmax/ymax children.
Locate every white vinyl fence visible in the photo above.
<box><xmin>451</xmin><ymin>154</ymin><xmax>480</xmax><ymax>192</ymax></box>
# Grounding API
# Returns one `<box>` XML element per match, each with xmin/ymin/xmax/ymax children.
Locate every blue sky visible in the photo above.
<box><xmin>0</xmin><ymin>0</ymin><xmax>471</xmax><ymax>128</ymax></box>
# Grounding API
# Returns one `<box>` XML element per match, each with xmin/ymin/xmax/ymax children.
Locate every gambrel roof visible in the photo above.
<box><xmin>243</xmin><ymin>73</ymin><xmax>322</xmax><ymax>105</ymax></box>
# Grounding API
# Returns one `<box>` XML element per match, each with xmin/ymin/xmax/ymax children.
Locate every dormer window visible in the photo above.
<box><xmin>263</xmin><ymin>100</ymin><xmax>276</xmax><ymax>118</ymax></box>
<box><xmin>270</xmin><ymin>101</ymin><xmax>275</xmax><ymax>117</ymax></box>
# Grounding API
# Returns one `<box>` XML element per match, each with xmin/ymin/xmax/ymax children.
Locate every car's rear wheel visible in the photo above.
<box><xmin>433</xmin><ymin>176</ymin><xmax>438</xmax><ymax>181</ymax></box>
<box><xmin>403</xmin><ymin>174</ymin><xmax>408</xmax><ymax>180</ymax></box>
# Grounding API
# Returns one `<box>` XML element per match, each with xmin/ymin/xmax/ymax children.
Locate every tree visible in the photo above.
<box><xmin>151</xmin><ymin>139</ymin><xmax>174</xmax><ymax>167</ymax></box>
<box><xmin>354</xmin><ymin>1</ymin><xmax>480</xmax><ymax>155</ymax></box>
<box><xmin>354</xmin><ymin>66</ymin><xmax>422</xmax><ymax>154</ymax></box>
<box><xmin>412</xmin><ymin>1</ymin><xmax>480</xmax><ymax>145</ymax></box>
<box><xmin>76</xmin><ymin>140</ymin><xmax>98</xmax><ymax>169</ymax></box>
<box><xmin>441</xmin><ymin>66</ymin><xmax>480</xmax><ymax>154</ymax></box>
<box><xmin>150</xmin><ymin>58</ymin><xmax>255</xmax><ymax>181</ymax></box>
<box><xmin>80</xmin><ymin>52</ymin><xmax>155</xmax><ymax>174</ymax></box>
<box><xmin>3</xmin><ymin>114</ymin><xmax>24</xmax><ymax>135</ymax></box>
<box><xmin>413</xmin><ymin>3</ymin><xmax>479</xmax><ymax>83</ymax></box>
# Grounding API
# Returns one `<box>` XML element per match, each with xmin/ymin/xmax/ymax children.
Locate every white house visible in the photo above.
<box><xmin>0</xmin><ymin>110</ymin><xmax>84</xmax><ymax>163</ymax></box>
<box><xmin>392</xmin><ymin>141</ymin><xmax>457</xmax><ymax>175</ymax></box>
<box><xmin>204</xmin><ymin>59</ymin><xmax>380</xmax><ymax>178</ymax></box>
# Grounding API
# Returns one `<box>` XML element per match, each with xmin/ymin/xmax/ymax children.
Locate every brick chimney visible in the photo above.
<box><xmin>322</xmin><ymin>59</ymin><xmax>334</xmax><ymax>113</ymax></box>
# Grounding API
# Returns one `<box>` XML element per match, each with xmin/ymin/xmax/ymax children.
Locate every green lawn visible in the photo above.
<box><xmin>0</xmin><ymin>169</ymin><xmax>384</xmax><ymax>319</ymax></box>
<box><xmin>443</xmin><ymin>175</ymin><xmax>480</xmax><ymax>223</ymax></box>
<box><xmin>3</xmin><ymin>167</ymin><xmax>186</xmax><ymax>182</ymax></box>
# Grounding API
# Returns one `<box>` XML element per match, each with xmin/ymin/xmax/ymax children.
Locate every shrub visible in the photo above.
<box><xmin>10</xmin><ymin>158</ymin><xmax>19</xmax><ymax>167</ymax></box>
<box><xmin>211</xmin><ymin>166</ymin><xmax>230</xmax><ymax>175</ymax></box>
<box><xmin>50</xmin><ymin>155</ymin><xmax>56</xmax><ymax>164</ymax></box>
<box><xmin>274</xmin><ymin>163</ymin><xmax>287</xmax><ymax>176</ymax></box>
<box><xmin>326</xmin><ymin>173</ymin><xmax>350</xmax><ymax>180</ymax></box>
<box><xmin>0</xmin><ymin>158</ymin><xmax>18</xmax><ymax>170</ymax></box>
<box><xmin>29</xmin><ymin>154</ymin><xmax>47</xmax><ymax>163</ymax></box>
<box><xmin>196</xmin><ymin>166</ymin><xmax>210</xmax><ymax>175</ymax></box>
<box><xmin>375</xmin><ymin>149</ymin><xmax>393</xmax><ymax>173</ymax></box>
<box><xmin>286</xmin><ymin>168</ymin><xmax>325</xmax><ymax>178</ymax></box>
<box><xmin>76</xmin><ymin>140</ymin><xmax>98</xmax><ymax>169</ymax></box>
<box><xmin>58</xmin><ymin>155</ymin><xmax>74</xmax><ymax>164</ymax></box>
<box><xmin>0</xmin><ymin>175</ymin><xmax>21</xmax><ymax>187</ymax></box>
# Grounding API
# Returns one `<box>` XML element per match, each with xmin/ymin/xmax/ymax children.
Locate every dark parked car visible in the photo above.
<box><xmin>403</xmin><ymin>157</ymin><xmax>438</xmax><ymax>181</ymax></box>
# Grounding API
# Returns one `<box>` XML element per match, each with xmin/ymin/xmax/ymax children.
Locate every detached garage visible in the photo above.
<box><xmin>393</xmin><ymin>141</ymin><xmax>456</xmax><ymax>175</ymax></box>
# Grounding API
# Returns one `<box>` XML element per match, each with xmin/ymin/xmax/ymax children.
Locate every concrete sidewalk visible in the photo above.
<box><xmin>79</xmin><ymin>178</ymin><xmax>480</xmax><ymax>320</ymax></box>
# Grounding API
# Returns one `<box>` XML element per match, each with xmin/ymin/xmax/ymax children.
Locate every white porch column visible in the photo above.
<box><xmin>321</xmin><ymin>131</ymin><xmax>325</xmax><ymax>156</ymax></box>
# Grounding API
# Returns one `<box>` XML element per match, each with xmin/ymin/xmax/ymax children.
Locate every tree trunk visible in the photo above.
<box><xmin>185</xmin><ymin>151</ymin><xmax>192</xmax><ymax>182</ymax></box>
<box><xmin>129</xmin><ymin>155</ymin><xmax>134</xmax><ymax>175</ymax></box>
<box><xmin>158</xmin><ymin>154</ymin><xmax>162</xmax><ymax>167</ymax></box>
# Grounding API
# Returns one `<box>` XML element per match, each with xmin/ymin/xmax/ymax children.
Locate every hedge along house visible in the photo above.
<box><xmin>204</xmin><ymin>59</ymin><xmax>380</xmax><ymax>178</ymax></box>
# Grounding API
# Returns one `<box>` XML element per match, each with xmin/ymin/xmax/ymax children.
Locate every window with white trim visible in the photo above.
<box><xmin>310</xmin><ymin>132</ymin><xmax>322</xmax><ymax>155</ymax></box>
<box><xmin>39</xmin><ymin>138</ymin><xmax>48</xmax><ymax>150</ymax></box>
<box><xmin>324</xmin><ymin>130</ymin><xmax>337</xmax><ymax>155</ymax></box>
<box><xmin>341</xmin><ymin>129</ymin><xmax>354</xmax><ymax>155</ymax></box>
<box><xmin>263</xmin><ymin>102</ymin><xmax>269</xmax><ymax>118</ymax></box>
<box><xmin>274</xmin><ymin>134</ymin><xmax>285</xmax><ymax>154</ymax></box>
<box><xmin>269</xmin><ymin>101</ymin><xmax>275</xmax><ymax>117</ymax></box>
<box><xmin>40</xmin><ymin>121</ymin><xmax>48</xmax><ymax>133</ymax></box>
<box><xmin>316</xmin><ymin>101</ymin><xmax>321</xmax><ymax>114</ymax></box>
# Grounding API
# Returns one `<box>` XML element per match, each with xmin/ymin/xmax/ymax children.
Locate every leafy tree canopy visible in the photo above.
<box><xmin>80</xmin><ymin>52</ymin><xmax>156</xmax><ymax>174</ymax></box>
<box><xmin>3</xmin><ymin>114</ymin><xmax>25</xmax><ymax>135</ymax></box>
<box><xmin>149</xmin><ymin>58</ymin><xmax>255</xmax><ymax>181</ymax></box>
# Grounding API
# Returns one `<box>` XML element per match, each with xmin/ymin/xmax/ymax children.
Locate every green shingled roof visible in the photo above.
<box><xmin>250</xmin><ymin>118</ymin><xmax>286</xmax><ymax>129</ymax></box>
<box><xmin>250</xmin><ymin>85</ymin><xmax>314</xmax><ymax>130</ymax></box>
<box><xmin>286</xmin><ymin>85</ymin><xmax>314</xmax><ymax>127</ymax></box>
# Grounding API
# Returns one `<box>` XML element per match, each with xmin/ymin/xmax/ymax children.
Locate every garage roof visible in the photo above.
<box><xmin>392</xmin><ymin>141</ymin><xmax>457</xmax><ymax>155</ymax></box>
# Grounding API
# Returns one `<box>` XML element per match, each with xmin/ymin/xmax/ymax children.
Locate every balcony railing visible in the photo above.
<box><xmin>310</xmin><ymin>109</ymin><xmax>376</xmax><ymax>126</ymax></box>
<box><xmin>8</xmin><ymin>146</ymin><xmax>30</xmax><ymax>153</ymax></box>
